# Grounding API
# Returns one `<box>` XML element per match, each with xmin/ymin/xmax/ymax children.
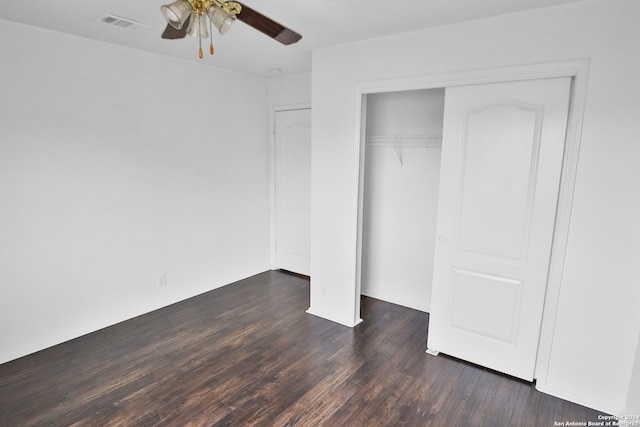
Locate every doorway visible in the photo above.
<box><xmin>360</xmin><ymin>89</ymin><xmax>445</xmax><ymax>312</ymax></box>
<box><xmin>274</xmin><ymin>108</ymin><xmax>311</xmax><ymax>276</ymax></box>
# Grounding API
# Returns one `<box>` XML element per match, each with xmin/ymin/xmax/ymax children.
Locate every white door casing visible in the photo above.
<box><xmin>427</xmin><ymin>78</ymin><xmax>572</xmax><ymax>381</ymax></box>
<box><xmin>275</xmin><ymin>109</ymin><xmax>312</xmax><ymax>276</ymax></box>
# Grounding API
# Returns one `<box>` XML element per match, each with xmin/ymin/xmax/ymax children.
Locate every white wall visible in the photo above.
<box><xmin>310</xmin><ymin>0</ymin><xmax>640</xmax><ymax>414</ymax></box>
<box><xmin>267</xmin><ymin>73</ymin><xmax>312</xmax><ymax>108</ymax></box>
<box><xmin>0</xmin><ymin>20</ymin><xmax>271</xmax><ymax>364</ymax></box>
<box><xmin>361</xmin><ymin>90</ymin><xmax>443</xmax><ymax>312</ymax></box>
<box><xmin>626</xmin><ymin>334</ymin><xmax>640</xmax><ymax>415</ymax></box>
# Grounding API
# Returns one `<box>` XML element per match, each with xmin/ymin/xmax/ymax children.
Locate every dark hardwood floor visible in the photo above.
<box><xmin>0</xmin><ymin>270</ymin><xmax>605</xmax><ymax>426</ymax></box>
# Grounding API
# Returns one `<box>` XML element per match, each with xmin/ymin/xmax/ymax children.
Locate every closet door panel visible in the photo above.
<box><xmin>427</xmin><ymin>77</ymin><xmax>571</xmax><ymax>381</ymax></box>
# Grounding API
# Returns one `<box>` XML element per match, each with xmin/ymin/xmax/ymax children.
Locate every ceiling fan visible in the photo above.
<box><xmin>160</xmin><ymin>0</ymin><xmax>302</xmax><ymax>58</ymax></box>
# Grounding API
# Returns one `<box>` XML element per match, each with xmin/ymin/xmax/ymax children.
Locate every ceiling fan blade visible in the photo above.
<box><xmin>161</xmin><ymin>15</ymin><xmax>190</xmax><ymax>39</ymax></box>
<box><xmin>236</xmin><ymin>2</ymin><xmax>302</xmax><ymax>45</ymax></box>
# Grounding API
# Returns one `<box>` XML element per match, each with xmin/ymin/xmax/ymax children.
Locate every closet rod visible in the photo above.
<box><xmin>366</xmin><ymin>135</ymin><xmax>442</xmax><ymax>149</ymax></box>
<box><xmin>366</xmin><ymin>135</ymin><xmax>443</xmax><ymax>166</ymax></box>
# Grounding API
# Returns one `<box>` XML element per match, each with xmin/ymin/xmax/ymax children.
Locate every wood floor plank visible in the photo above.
<box><xmin>510</xmin><ymin>381</ymin><xmax>542</xmax><ymax>427</ymax></box>
<box><xmin>483</xmin><ymin>375</ymin><xmax>525</xmax><ymax>425</ymax></box>
<box><xmin>458</xmin><ymin>369</ymin><xmax>503</xmax><ymax>426</ymax></box>
<box><xmin>426</xmin><ymin>362</ymin><xmax>484</xmax><ymax>425</ymax></box>
<box><xmin>0</xmin><ymin>270</ymin><xmax>609</xmax><ymax>426</ymax></box>
<box><xmin>537</xmin><ymin>390</ymin><xmax>567</xmax><ymax>427</ymax></box>
<box><xmin>562</xmin><ymin>397</ymin><xmax>607</xmax><ymax>426</ymax></box>
<box><xmin>402</xmin><ymin>356</ymin><xmax>469</xmax><ymax>425</ymax></box>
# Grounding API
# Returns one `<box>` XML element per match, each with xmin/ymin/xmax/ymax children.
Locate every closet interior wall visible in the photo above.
<box><xmin>361</xmin><ymin>89</ymin><xmax>445</xmax><ymax>312</ymax></box>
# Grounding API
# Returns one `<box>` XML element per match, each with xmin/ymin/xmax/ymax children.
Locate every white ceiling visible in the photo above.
<box><xmin>0</xmin><ymin>0</ymin><xmax>586</xmax><ymax>78</ymax></box>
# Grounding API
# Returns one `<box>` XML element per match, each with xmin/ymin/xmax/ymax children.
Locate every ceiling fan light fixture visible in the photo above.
<box><xmin>206</xmin><ymin>5</ymin><xmax>235</xmax><ymax>35</ymax></box>
<box><xmin>187</xmin><ymin>14</ymin><xmax>209</xmax><ymax>39</ymax></box>
<box><xmin>161</xmin><ymin>0</ymin><xmax>193</xmax><ymax>29</ymax></box>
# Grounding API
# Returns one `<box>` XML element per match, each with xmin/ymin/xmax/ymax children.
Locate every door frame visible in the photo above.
<box><xmin>352</xmin><ymin>59</ymin><xmax>590</xmax><ymax>387</ymax></box>
<box><xmin>270</xmin><ymin>104</ymin><xmax>312</xmax><ymax>271</ymax></box>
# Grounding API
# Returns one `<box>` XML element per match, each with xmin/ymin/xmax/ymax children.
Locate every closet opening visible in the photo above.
<box><xmin>358</xmin><ymin>88</ymin><xmax>445</xmax><ymax>313</ymax></box>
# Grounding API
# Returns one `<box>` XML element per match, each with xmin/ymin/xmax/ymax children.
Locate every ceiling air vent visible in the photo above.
<box><xmin>98</xmin><ymin>14</ymin><xmax>149</xmax><ymax>31</ymax></box>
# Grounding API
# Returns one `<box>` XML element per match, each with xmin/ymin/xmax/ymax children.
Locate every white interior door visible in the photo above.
<box><xmin>275</xmin><ymin>108</ymin><xmax>311</xmax><ymax>276</ymax></box>
<box><xmin>427</xmin><ymin>78</ymin><xmax>571</xmax><ymax>381</ymax></box>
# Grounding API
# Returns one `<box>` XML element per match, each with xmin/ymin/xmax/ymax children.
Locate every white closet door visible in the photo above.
<box><xmin>275</xmin><ymin>109</ymin><xmax>311</xmax><ymax>276</ymax></box>
<box><xmin>427</xmin><ymin>78</ymin><xmax>571</xmax><ymax>381</ymax></box>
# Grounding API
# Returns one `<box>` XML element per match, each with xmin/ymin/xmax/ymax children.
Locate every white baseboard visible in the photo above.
<box><xmin>360</xmin><ymin>289</ymin><xmax>429</xmax><ymax>313</ymax></box>
<box><xmin>305</xmin><ymin>307</ymin><xmax>362</xmax><ymax>328</ymax></box>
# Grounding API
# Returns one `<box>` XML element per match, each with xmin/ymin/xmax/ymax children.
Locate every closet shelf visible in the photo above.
<box><xmin>366</xmin><ymin>135</ymin><xmax>442</xmax><ymax>149</ymax></box>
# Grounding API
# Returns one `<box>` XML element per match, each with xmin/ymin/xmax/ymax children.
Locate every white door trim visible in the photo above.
<box><xmin>352</xmin><ymin>59</ymin><xmax>590</xmax><ymax>387</ymax></box>
<box><xmin>270</xmin><ymin>104</ymin><xmax>312</xmax><ymax>270</ymax></box>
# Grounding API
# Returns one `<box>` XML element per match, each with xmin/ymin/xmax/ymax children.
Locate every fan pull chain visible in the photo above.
<box><xmin>198</xmin><ymin>17</ymin><xmax>203</xmax><ymax>59</ymax></box>
<box><xmin>210</xmin><ymin>21</ymin><xmax>214</xmax><ymax>55</ymax></box>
